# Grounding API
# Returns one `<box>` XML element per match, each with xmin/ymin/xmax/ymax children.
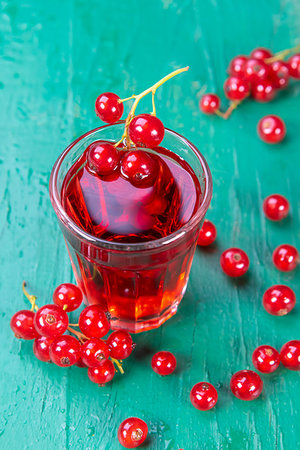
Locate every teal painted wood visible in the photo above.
<box><xmin>1</xmin><ymin>1</ymin><xmax>300</xmax><ymax>449</ymax></box>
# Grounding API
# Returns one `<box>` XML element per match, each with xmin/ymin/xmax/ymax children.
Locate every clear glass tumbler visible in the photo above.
<box><xmin>49</xmin><ymin>123</ymin><xmax>212</xmax><ymax>333</ymax></box>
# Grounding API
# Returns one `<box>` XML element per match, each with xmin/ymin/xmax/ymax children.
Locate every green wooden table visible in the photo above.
<box><xmin>1</xmin><ymin>1</ymin><xmax>299</xmax><ymax>449</ymax></box>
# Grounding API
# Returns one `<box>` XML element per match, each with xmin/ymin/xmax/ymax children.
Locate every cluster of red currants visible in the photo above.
<box><xmin>200</xmin><ymin>45</ymin><xmax>300</xmax><ymax>143</ymax></box>
<box><xmin>10</xmin><ymin>283</ymin><xmax>134</xmax><ymax>385</ymax></box>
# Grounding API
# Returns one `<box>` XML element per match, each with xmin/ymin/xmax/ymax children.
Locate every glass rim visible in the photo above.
<box><xmin>49</xmin><ymin>122</ymin><xmax>213</xmax><ymax>252</ymax></box>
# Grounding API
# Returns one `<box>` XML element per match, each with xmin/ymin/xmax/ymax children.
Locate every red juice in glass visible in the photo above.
<box><xmin>50</xmin><ymin>123</ymin><xmax>212</xmax><ymax>332</ymax></box>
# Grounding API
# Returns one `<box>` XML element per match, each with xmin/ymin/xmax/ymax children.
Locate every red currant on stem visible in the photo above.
<box><xmin>128</xmin><ymin>114</ymin><xmax>165</xmax><ymax>147</ymax></box>
<box><xmin>280</xmin><ymin>340</ymin><xmax>300</xmax><ymax>370</ymax></box>
<box><xmin>95</xmin><ymin>92</ymin><xmax>124</xmax><ymax>124</ymax></box>
<box><xmin>88</xmin><ymin>359</ymin><xmax>115</xmax><ymax>385</ymax></box>
<box><xmin>80</xmin><ymin>337</ymin><xmax>110</xmax><ymax>367</ymax></box>
<box><xmin>34</xmin><ymin>304</ymin><xmax>69</xmax><ymax>338</ymax></box>
<box><xmin>258</xmin><ymin>116</ymin><xmax>286</xmax><ymax>144</ymax></box>
<box><xmin>151</xmin><ymin>351</ymin><xmax>177</xmax><ymax>376</ymax></box>
<box><xmin>250</xmin><ymin>47</ymin><xmax>273</xmax><ymax>60</ymax></box>
<box><xmin>224</xmin><ymin>76</ymin><xmax>250</xmax><ymax>101</ymax></box>
<box><xmin>33</xmin><ymin>336</ymin><xmax>54</xmax><ymax>362</ymax></box>
<box><xmin>78</xmin><ymin>305</ymin><xmax>110</xmax><ymax>338</ymax></box>
<box><xmin>263</xmin><ymin>194</ymin><xmax>289</xmax><ymax>220</ymax></box>
<box><xmin>118</xmin><ymin>417</ymin><xmax>148</xmax><ymax>448</ymax></box>
<box><xmin>287</xmin><ymin>54</ymin><xmax>300</xmax><ymax>78</ymax></box>
<box><xmin>228</xmin><ymin>55</ymin><xmax>248</xmax><ymax>77</ymax></box>
<box><xmin>270</xmin><ymin>61</ymin><xmax>289</xmax><ymax>89</ymax></box>
<box><xmin>107</xmin><ymin>330</ymin><xmax>134</xmax><ymax>360</ymax></box>
<box><xmin>190</xmin><ymin>382</ymin><xmax>218</xmax><ymax>411</ymax></box>
<box><xmin>121</xmin><ymin>150</ymin><xmax>159</xmax><ymax>188</ymax></box>
<box><xmin>197</xmin><ymin>220</ymin><xmax>217</xmax><ymax>247</ymax></box>
<box><xmin>53</xmin><ymin>283</ymin><xmax>83</xmax><ymax>312</ymax></box>
<box><xmin>49</xmin><ymin>335</ymin><xmax>81</xmax><ymax>367</ymax></box>
<box><xmin>230</xmin><ymin>370</ymin><xmax>263</xmax><ymax>401</ymax></box>
<box><xmin>10</xmin><ymin>310</ymin><xmax>38</xmax><ymax>340</ymax></box>
<box><xmin>263</xmin><ymin>285</ymin><xmax>296</xmax><ymax>316</ymax></box>
<box><xmin>220</xmin><ymin>248</ymin><xmax>249</xmax><ymax>277</ymax></box>
<box><xmin>251</xmin><ymin>80</ymin><xmax>276</xmax><ymax>102</ymax></box>
<box><xmin>252</xmin><ymin>345</ymin><xmax>280</xmax><ymax>373</ymax></box>
<box><xmin>200</xmin><ymin>94</ymin><xmax>221</xmax><ymax>115</ymax></box>
<box><xmin>86</xmin><ymin>141</ymin><xmax>120</xmax><ymax>176</ymax></box>
<box><xmin>244</xmin><ymin>58</ymin><xmax>272</xmax><ymax>83</ymax></box>
<box><xmin>273</xmin><ymin>244</ymin><xmax>299</xmax><ymax>272</ymax></box>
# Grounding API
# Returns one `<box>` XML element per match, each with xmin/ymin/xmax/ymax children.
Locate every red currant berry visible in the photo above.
<box><xmin>220</xmin><ymin>248</ymin><xmax>249</xmax><ymax>277</ymax></box>
<box><xmin>190</xmin><ymin>382</ymin><xmax>218</xmax><ymax>411</ymax></box>
<box><xmin>252</xmin><ymin>345</ymin><xmax>280</xmax><ymax>373</ymax></box>
<box><xmin>34</xmin><ymin>305</ymin><xmax>68</xmax><ymax>338</ymax></box>
<box><xmin>121</xmin><ymin>150</ymin><xmax>159</xmax><ymax>188</ymax></box>
<box><xmin>228</xmin><ymin>55</ymin><xmax>248</xmax><ymax>77</ymax></box>
<box><xmin>95</xmin><ymin>92</ymin><xmax>124</xmax><ymax>124</ymax></box>
<box><xmin>129</xmin><ymin>114</ymin><xmax>164</xmax><ymax>147</ymax></box>
<box><xmin>197</xmin><ymin>220</ymin><xmax>217</xmax><ymax>247</ymax></box>
<box><xmin>33</xmin><ymin>336</ymin><xmax>54</xmax><ymax>362</ymax></box>
<box><xmin>230</xmin><ymin>370</ymin><xmax>263</xmax><ymax>401</ymax></box>
<box><xmin>80</xmin><ymin>337</ymin><xmax>110</xmax><ymax>367</ymax></box>
<box><xmin>263</xmin><ymin>194</ymin><xmax>289</xmax><ymax>220</ymax></box>
<box><xmin>273</xmin><ymin>244</ymin><xmax>299</xmax><ymax>272</ymax></box>
<box><xmin>87</xmin><ymin>359</ymin><xmax>115</xmax><ymax>384</ymax></box>
<box><xmin>199</xmin><ymin>94</ymin><xmax>220</xmax><ymax>114</ymax></box>
<box><xmin>270</xmin><ymin>61</ymin><xmax>289</xmax><ymax>89</ymax></box>
<box><xmin>10</xmin><ymin>310</ymin><xmax>38</xmax><ymax>340</ymax></box>
<box><xmin>53</xmin><ymin>283</ymin><xmax>83</xmax><ymax>312</ymax></box>
<box><xmin>280</xmin><ymin>340</ymin><xmax>300</xmax><ymax>370</ymax></box>
<box><xmin>244</xmin><ymin>58</ymin><xmax>272</xmax><ymax>83</ymax></box>
<box><xmin>151</xmin><ymin>351</ymin><xmax>176</xmax><ymax>376</ymax></box>
<box><xmin>263</xmin><ymin>285</ymin><xmax>296</xmax><ymax>316</ymax></box>
<box><xmin>251</xmin><ymin>80</ymin><xmax>276</xmax><ymax>102</ymax></box>
<box><xmin>78</xmin><ymin>305</ymin><xmax>110</xmax><ymax>338</ymax></box>
<box><xmin>86</xmin><ymin>141</ymin><xmax>120</xmax><ymax>176</ymax></box>
<box><xmin>118</xmin><ymin>417</ymin><xmax>148</xmax><ymax>448</ymax></box>
<box><xmin>107</xmin><ymin>330</ymin><xmax>134</xmax><ymax>360</ymax></box>
<box><xmin>258</xmin><ymin>115</ymin><xmax>286</xmax><ymax>144</ymax></box>
<box><xmin>49</xmin><ymin>335</ymin><xmax>81</xmax><ymax>367</ymax></box>
<box><xmin>287</xmin><ymin>54</ymin><xmax>300</xmax><ymax>79</ymax></box>
<box><xmin>224</xmin><ymin>76</ymin><xmax>250</xmax><ymax>101</ymax></box>
<box><xmin>250</xmin><ymin>47</ymin><xmax>272</xmax><ymax>60</ymax></box>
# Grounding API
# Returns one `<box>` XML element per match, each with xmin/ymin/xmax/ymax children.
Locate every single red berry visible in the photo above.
<box><xmin>128</xmin><ymin>114</ymin><xmax>165</xmax><ymax>148</ymax></box>
<box><xmin>252</xmin><ymin>345</ymin><xmax>280</xmax><ymax>373</ymax></box>
<box><xmin>151</xmin><ymin>351</ymin><xmax>176</xmax><ymax>376</ymax></box>
<box><xmin>280</xmin><ymin>340</ymin><xmax>300</xmax><ymax>370</ymax></box>
<box><xmin>197</xmin><ymin>220</ymin><xmax>217</xmax><ymax>247</ymax></box>
<box><xmin>190</xmin><ymin>382</ymin><xmax>218</xmax><ymax>411</ymax></box>
<box><xmin>80</xmin><ymin>337</ymin><xmax>110</xmax><ymax>367</ymax></box>
<box><xmin>270</xmin><ymin>61</ymin><xmax>289</xmax><ymax>89</ymax></box>
<box><xmin>228</xmin><ymin>55</ymin><xmax>248</xmax><ymax>77</ymax></box>
<box><xmin>273</xmin><ymin>244</ymin><xmax>299</xmax><ymax>272</ymax></box>
<box><xmin>223</xmin><ymin>76</ymin><xmax>250</xmax><ymax>101</ymax></box>
<box><xmin>121</xmin><ymin>150</ymin><xmax>159</xmax><ymax>188</ymax></box>
<box><xmin>10</xmin><ymin>310</ymin><xmax>38</xmax><ymax>340</ymax></box>
<box><xmin>107</xmin><ymin>330</ymin><xmax>134</xmax><ymax>360</ymax></box>
<box><xmin>251</xmin><ymin>80</ymin><xmax>276</xmax><ymax>102</ymax></box>
<box><xmin>78</xmin><ymin>305</ymin><xmax>110</xmax><ymax>338</ymax></box>
<box><xmin>287</xmin><ymin>54</ymin><xmax>300</xmax><ymax>79</ymax></box>
<box><xmin>118</xmin><ymin>417</ymin><xmax>148</xmax><ymax>448</ymax></box>
<box><xmin>49</xmin><ymin>335</ymin><xmax>81</xmax><ymax>367</ymax></box>
<box><xmin>244</xmin><ymin>58</ymin><xmax>272</xmax><ymax>83</ymax></box>
<box><xmin>220</xmin><ymin>248</ymin><xmax>249</xmax><ymax>277</ymax></box>
<box><xmin>34</xmin><ymin>305</ymin><xmax>68</xmax><ymax>338</ymax></box>
<box><xmin>53</xmin><ymin>283</ymin><xmax>83</xmax><ymax>312</ymax></box>
<box><xmin>199</xmin><ymin>94</ymin><xmax>220</xmax><ymax>114</ymax></box>
<box><xmin>86</xmin><ymin>141</ymin><xmax>120</xmax><ymax>176</ymax></box>
<box><xmin>250</xmin><ymin>47</ymin><xmax>273</xmax><ymax>60</ymax></box>
<box><xmin>87</xmin><ymin>359</ymin><xmax>115</xmax><ymax>384</ymax></box>
<box><xmin>263</xmin><ymin>285</ymin><xmax>296</xmax><ymax>316</ymax></box>
<box><xmin>258</xmin><ymin>115</ymin><xmax>286</xmax><ymax>144</ymax></box>
<box><xmin>95</xmin><ymin>92</ymin><xmax>124</xmax><ymax>124</ymax></box>
<box><xmin>33</xmin><ymin>336</ymin><xmax>54</xmax><ymax>362</ymax></box>
<box><xmin>230</xmin><ymin>370</ymin><xmax>263</xmax><ymax>401</ymax></box>
<box><xmin>263</xmin><ymin>194</ymin><xmax>289</xmax><ymax>220</ymax></box>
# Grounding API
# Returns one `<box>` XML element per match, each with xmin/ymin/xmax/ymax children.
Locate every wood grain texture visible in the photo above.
<box><xmin>0</xmin><ymin>0</ymin><xmax>299</xmax><ymax>449</ymax></box>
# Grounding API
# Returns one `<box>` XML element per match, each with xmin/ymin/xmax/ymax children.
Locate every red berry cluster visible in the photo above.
<box><xmin>10</xmin><ymin>282</ymin><xmax>134</xmax><ymax>386</ymax></box>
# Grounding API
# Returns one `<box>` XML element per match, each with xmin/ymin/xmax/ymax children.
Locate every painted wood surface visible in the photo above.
<box><xmin>1</xmin><ymin>1</ymin><xmax>299</xmax><ymax>449</ymax></box>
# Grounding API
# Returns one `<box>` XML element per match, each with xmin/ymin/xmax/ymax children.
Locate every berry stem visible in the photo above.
<box><xmin>215</xmin><ymin>109</ymin><xmax>226</xmax><ymax>119</ymax></box>
<box><xmin>151</xmin><ymin>90</ymin><xmax>157</xmax><ymax>116</ymax></box>
<box><xmin>22</xmin><ymin>281</ymin><xmax>39</xmax><ymax>311</ymax></box>
<box><xmin>110</xmin><ymin>357</ymin><xmax>124</xmax><ymax>374</ymax></box>
<box><xmin>265</xmin><ymin>43</ymin><xmax>300</xmax><ymax>63</ymax></box>
<box><xmin>67</xmin><ymin>326</ymin><xmax>87</xmax><ymax>343</ymax></box>
<box><xmin>223</xmin><ymin>100</ymin><xmax>242</xmax><ymax>119</ymax></box>
<box><xmin>119</xmin><ymin>94</ymin><xmax>137</xmax><ymax>103</ymax></box>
